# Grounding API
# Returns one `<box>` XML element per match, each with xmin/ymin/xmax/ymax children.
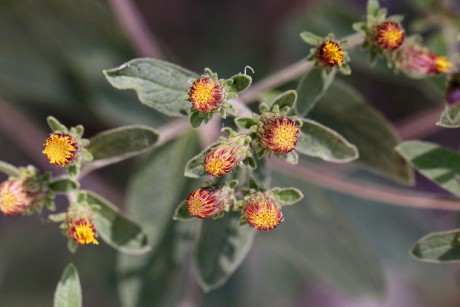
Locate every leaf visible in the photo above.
<box><xmin>87</xmin><ymin>191</ymin><xmax>150</xmax><ymax>254</ymax></box>
<box><xmin>83</xmin><ymin>125</ymin><xmax>159</xmax><ymax>173</ymax></box>
<box><xmin>104</xmin><ymin>59</ymin><xmax>199</xmax><ymax>117</ymax></box>
<box><xmin>53</xmin><ymin>263</ymin><xmax>82</xmax><ymax>307</ymax></box>
<box><xmin>411</xmin><ymin>229</ymin><xmax>460</xmax><ymax>262</ymax></box>
<box><xmin>0</xmin><ymin>161</ymin><xmax>19</xmax><ymax>177</ymax></box>
<box><xmin>296</xmin><ymin>119</ymin><xmax>358</xmax><ymax>163</ymax></box>
<box><xmin>309</xmin><ymin>81</ymin><xmax>413</xmax><ymax>184</ymax></box>
<box><xmin>270</xmin><ymin>90</ymin><xmax>297</xmax><ymax>110</ymax></box>
<box><xmin>47</xmin><ymin>116</ymin><xmax>67</xmax><ymax>133</ymax></box>
<box><xmin>195</xmin><ymin>212</ymin><xmax>256</xmax><ymax>292</ymax></box>
<box><xmin>270</xmin><ymin>187</ymin><xmax>303</xmax><ymax>205</ymax></box>
<box><xmin>118</xmin><ymin>131</ymin><xmax>201</xmax><ymax>307</ymax></box>
<box><xmin>367</xmin><ymin>0</ymin><xmax>380</xmax><ymax>17</ymax></box>
<box><xmin>235</xmin><ymin>117</ymin><xmax>256</xmax><ymax>130</ymax></box>
<box><xmin>299</xmin><ymin>31</ymin><xmax>323</xmax><ymax>45</ymax></box>
<box><xmin>189</xmin><ymin>110</ymin><xmax>203</xmax><ymax>128</ymax></box>
<box><xmin>396</xmin><ymin>141</ymin><xmax>460</xmax><ymax>197</ymax></box>
<box><xmin>295</xmin><ymin>67</ymin><xmax>336</xmax><ymax>116</ymax></box>
<box><xmin>173</xmin><ymin>201</ymin><xmax>193</xmax><ymax>221</ymax></box>
<box><xmin>230</xmin><ymin>74</ymin><xmax>252</xmax><ymax>92</ymax></box>
<box><xmin>184</xmin><ymin>144</ymin><xmax>215</xmax><ymax>178</ymax></box>
<box><xmin>436</xmin><ymin>104</ymin><xmax>460</xmax><ymax>128</ymax></box>
<box><xmin>49</xmin><ymin>178</ymin><xmax>78</xmax><ymax>193</ymax></box>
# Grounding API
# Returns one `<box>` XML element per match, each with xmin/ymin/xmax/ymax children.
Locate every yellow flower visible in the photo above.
<box><xmin>257</xmin><ymin>115</ymin><xmax>300</xmax><ymax>154</ymax></box>
<box><xmin>375</xmin><ymin>21</ymin><xmax>405</xmax><ymax>50</ymax></box>
<box><xmin>204</xmin><ymin>137</ymin><xmax>249</xmax><ymax>177</ymax></box>
<box><xmin>435</xmin><ymin>56</ymin><xmax>452</xmax><ymax>74</ymax></box>
<box><xmin>243</xmin><ymin>192</ymin><xmax>283</xmax><ymax>231</ymax></box>
<box><xmin>186</xmin><ymin>187</ymin><xmax>226</xmax><ymax>219</ymax></box>
<box><xmin>0</xmin><ymin>179</ymin><xmax>33</xmax><ymax>216</ymax></box>
<box><xmin>42</xmin><ymin>133</ymin><xmax>79</xmax><ymax>167</ymax></box>
<box><xmin>68</xmin><ymin>218</ymin><xmax>99</xmax><ymax>245</ymax></box>
<box><xmin>188</xmin><ymin>77</ymin><xmax>223</xmax><ymax>113</ymax></box>
<box><xmin>317</xmin><ymin>40</ymin><xmax>344</xmax><ymax>67</ymax></box>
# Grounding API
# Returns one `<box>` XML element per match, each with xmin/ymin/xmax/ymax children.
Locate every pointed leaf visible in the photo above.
<box><xmin>53</xmin><ymin>263</ymin><xmax>82</xmax><ymax>307</ymax></box>
<box><xmin>235</xmin><ymin>117</ymin><xmax>256</xmax><ymax>130</ymax></box>
<box><xmin>184</xmin><ymin>144</ymin><xmax>215</xmax><ymax>178</ymax></box>
<box><xmin>296</xmin><ymin>67</ymin><xmax>336</xmax><ymax>116</ymax></box>
<box><xmin>195</xmin><ymin>213</ymin><xmax>256</xmax><ymax>292</ymax></box>
<box><xmin>49</xmin><ymin>178</ymin><xmax>78</xmax><ymax>193</ymax></box>
<box><xmin>47</xmin><ymin>116</ymin><xmax>67</xmax><ymax>133</ymax></box>
<box><xmin>87</xmin><ymin>191</ymin><xmax>150</xmax><ymax>254</ymax></box>
<box><xmin>270</xmin><ymin>90</ymin><xmax>297</xmax><ymax>110</ymax></box>
<box><xmin>270</xmin><ymin>187</ymin><xmax>303</xmax><ymax>205</ymax></box>
<box><xmin>300</xmin><ymin>31</ymin><xmax>323</xmax><ymax>45</ymax></box>
<box><xmin>296</xmin><ymin>119</ymin><xmax>358</xmax><ymax>163</ymax></box>
<box><xmin>230</xmin><ymin>74</ymin><xmax>252</xmax><ymax>92</ymax></box>
<box><xmin>104</xmin><ymin>59</ymin><xmax>198</xmax><ymax>116</ymax></box>
<box><xmin>0</xmin><ymin>161</ymin><xmax>19</xmax><ymax>177</ymax></box>
<box><xmin>396</xmin><ymin>141</ymin><xmax>460</xmax><ymax>197</ymax></box>
<box><xmin>436</xmin><ymin>104</ymin><xmax>460</xmax><ymax>128</ymax></box>
<box><xmin>367</xmin><ymin>0</ymin><xmax>380</xmax><ymax>17</ymax></box>
<box><xmin>173</xmin><ymin>201</ymin><xmax>193</xmax><ymax>221</ymax></box>
<box><xmin>411</xmin><ymin>229</ymin><xmax>460</xmax><ymax>262</ymax></box>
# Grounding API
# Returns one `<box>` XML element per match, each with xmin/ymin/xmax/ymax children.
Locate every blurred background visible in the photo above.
<box><xmin>0</xmin><ymin>0</ymin><xmax>460</xmax><ymax>306</ymax></box>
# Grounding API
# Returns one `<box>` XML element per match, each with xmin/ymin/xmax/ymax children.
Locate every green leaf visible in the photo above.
<box><xmin>83</xmin><ymin>125</ymin><xmax>159</xmax><ymax>173</ymax></box>
<box><xmin>270</xmin><ymin>187</ymin><xmax>304</xmax><ymax>205</ymax></box>
<box><xmin>184</xmin><ymin>144</ymin><xmax>215</xmax><ymax>178</ymax></box>
<box><xmin>173</xmin><ymin>201</ymin><xmax>193</xmax><ymax>221</ymax></box>
<box><xmin>47</xmin><ymin>116</ymin><xmax>67</xmax><ymax>133</ymax></box>
<box><xmin>296</xmin><ymin>119</ymin><xmax>358</xmax><ymax>163</ymax></box>
<box><xmin>270</xmin><ymin>90</ymin><xmax>297</xmax><ymax>110</ymax></box>
<box><xmin>53</xmin><ymin>263</ymin><xmax>82</xmax><ymax>307</ymax></box>
<box><xmin>118</xmin><ymin>131</ymin><xmax>200</xmax><ymax>307</ymax></box>
<box><xmin>411</xmin><ymin>229</ymin><xmax>460</xmax><ymax>262</ymax></box>
<box><xmin>367</xmin><ymin>0</ymin><xmax>380</xmax><ymax>17</ymax></box>
<box><xmin>189</xmin><ymin>110</ymin><xmax>203</xmax><ymax>128</ymax></box>
<box><xmin>309</xmin><ymin>81</ymin><xmax>413</xmax><ymax>184</ymax></box>
<box><xmin>0</xmin><ymin>161</ymin><xmax>19</xmax><ymax>177</ymax></box>
<box><xmin>87</xmin><ymin>191</ymin><xmax>150</xmax><ymax>254</ymax></box>
<box><xmin>195</xmin><ymin>213</ymin><xmax>256</xmax><ymax>292</ymax></box>
<box><xmin>436</xmin><ymin>104</ymin><xmax>460</xmax><ymax>128</ymax></box>
<box><xmin>299</xmin><ymin>31</ymin><xmax>323</xmax><ymax>45</ymax></box>
<box><xmin>235</xmin><ymin>117</ymin><xmax>257</xmax><ymax>130</ymax></box>
<box><xmin>230</xmin><ymin>74</ymin><xmax>252</xmax><ymax>92</ymax></box>
<box><xmin>295</xmin><ymin>67</ymin><xmax>336</xmax><ymax>116</ymax></box>
<box><xmin>49</xmin><ymin>178</ymin><xmax>79</xmax><ymax>193</ymax></box>
<box><xmin>396</xmin><ymin>141</ymin><xmax>460</xmax><ymax>197</ymax></box>
<box><xmin>103</xmin><ymin>59</ymin><xmax>199</xmax><ymax>117</ymax></box>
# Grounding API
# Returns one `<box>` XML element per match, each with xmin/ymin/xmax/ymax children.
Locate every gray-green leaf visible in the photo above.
<box><xmin>230</xmin><ymin>74</ymin><xmax>252</xmax><ymax>92</ymax></box>
<box><xmin>104</xmin><ymin>59</ymin><xmax>198</xmax><ymax>117</ymax></box>
<box><xmin>49</xmin><ymin>178</ymin><xmax>79</xmax><ymax>193</ymax></box>
<box><xmin>411</xmin><ymin>229</ymin><xmax>460</xmax><ymax>262</ymax></box>
<box><xmin>436</xmin><ymin>104</ymin><xmax>460</xmax><ymax>128</ymax></box>
<box><xmin>53</xmin><ymin>263</ymin><xmax>82</xmax><ymax>307</ymax></box>
<box><xmin>396</xmin><ymin>140</ymin><xmax>460</xmax><ymax>197</ymax></box>
<box><xmin>270</xmin><ymin>187</ymin><xmax>304</xmax><ymax>205</ymax></box>
<box><xmin>270</xmin><ymin>90</ymin><xmax>297</xmax><ymax>110</ymax></box>
<box><xmin>173</xmin><ymin>201</ymin><xmax>193</xmax><ymax>221</ymax></box>
<box><xmin>184</xmin><ymin>144</ymin><xmax>215</xmax><ymax>178</ymax></box>
<box><xmin>299</xmin><ymin>31</ymin><xmax>323</xmax><ymax>45</ymax></box>
<box><xmin>0</xmin><ymin>161</ymin><xmax>19</xmax><ymax>177</ymax></box>
<box><xmin>195</xmin><ymin>213</ymin><xmax>256</xmax><ymax>292</ymax></box>
<box><xmin>296</xmin><ymin>119</ymin><xmax>358</xmax><ymax>163</ymax></box>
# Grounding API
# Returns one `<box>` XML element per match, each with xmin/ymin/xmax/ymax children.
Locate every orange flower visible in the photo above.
<box><xmin>186</xmin><ymin>187</ymin><xmax>228</xmax><ymax>219</ymax></box>
<box><xmin>67</xmin><ymin>217</ymin><xmax>99</xmax><ymax>245</ymax></box>
<box><xmin>257</xmin><ymin>115</ymin><xmax>300</xmax><ymax>154</ymax></box>
<box><xmin>42</xmin><ymin>133</ymin><xmax>79</xmax><ymax>167</ymax></box>
<box><xmin>317</xmin><ymin>40</ymin><xmax>344</xmax><ymax>67</ymax></box>
<box><xmin>204</xmin><ymin>137</ymin><xmax>249</xmax><ymax>177</ymax></box>
<box><xmin>243</xmin><ymin>192</ymin><xmax>283</xmax><ymax>231</ymax></box>
<box><xmin>375</xmin><ymin>21</ymin><xmax>405</xmax><ymax>50</ymax></box>
<box><xmin>0</xmin><ymin>179</ymin><xmax>35</xmax><ymax>216</ymax></box>
<box><xmin>188</xmin><ymin>77</ymin><xmax>224</xmax><ymax>113</ymax></box>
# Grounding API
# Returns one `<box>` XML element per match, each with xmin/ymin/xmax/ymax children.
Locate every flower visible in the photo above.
<box><xmin>396</xmin><ymin>41</ymin><xmax>452</xmax><ymax>76</ymax></box>
<box><xmin>67</xmin><ymin>217</ymin><xmax>99</xmax><ymax>245</ymax></box>
<box><xmin>204</xmin><ymin>137</ymin><xmax>249</xmax><ymax>177</ymax></box>
<box><xmin>188</xmin><ymin>77</ymin><xmax>224</xmax><ymax>113</ymax></box>
<box><xmin>257</xmin><ymin>115</ymin><xmax>300</xmax><ymax>154</ymax></box>
<box><xmin>42</xmin><ymin>133</ymin><xmax>79</xmax><ymax>167</ymax></box>
<box><xmin>317</xmin><ymin>40</ymin><xmax>344</xmax><ymax>67</ymax></box>
<box><xmin>186</xmin><ymin>186</ymin><xmax>231</xmax><ymax>219</ymax></box>
<box><xmin>243</xmin><ymin>192</ymin><xmax>283</xmax><ymax>231</ymax></box>
<box><xmin>0</xmin><ymin>179</ymin><xmax>35</xmax><ymax>216</ymax></box>
<box><xmin>374</xmin><ymin>21</ymin><xmax>405</xmax><ymax>50</ymax></box>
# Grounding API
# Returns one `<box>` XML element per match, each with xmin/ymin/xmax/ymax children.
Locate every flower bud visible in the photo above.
<box><xmin>186</xmin><ymin>186</ymin><xmax>231</xmax><ymax>219</ymax></box>
<box><xmin>42</xmin><ymin>133</ymin><xmax>79</xmax><ymax>167</ymax></box>
<box><xmin>204</xmin><ymin>137</ymin><xmax>249</xmax><ymax>177</ymax></box>
<box><xmin>317</xmin><ymin>40</ymin><xmax>344</xmax><ymax>67</ymax></box>
<box><xmin>188</xmin><ymin>77</ymin><xmax>224</xmax><ymax>113</ymax></box>
<box><xmin>0</xmin><ymin>179</ymin><xmax>37</xmax><ymax>216</ymax></box>
<box><xmin>257</xmin><ymin>115</ymin><xmax>300</xmax><ymax>154</ymax></box>
<box><xmin>396</xmin><ymin>42</ymin><xmax>452</xmax><ymax>76</ymax></box>
<box><xmin>243</xmin><ymin>192</ymin><xmax>283</xmax><ymax>231</ymax></box>
<box><xmin>374</xmin><ymin>21</ymin><xmax>405</xmax><ymax>50</ymax></box>
<box><xmin>67</xmin><ymin>216</ymin><xmax>99</xmax><ymax>245</ymax></box>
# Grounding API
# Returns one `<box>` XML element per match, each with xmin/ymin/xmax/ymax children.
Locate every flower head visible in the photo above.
<box><xmin>257</xmin><ymin>115</ymin><xmax>300</xmax><ymax>154</ymax></box>
<box><xmin>204</xmin><ymin>137</ymin><xmax>249</xmax><ymax>177</ymax></box>
<box><xmin>42</xmin><ymin>133</ymin><xmax>79</xmax><ymax>167</ymax></box>
<box><xmin>188</xmin><ymin>77</ymin><xmax>224</xmax><ymax>113</ymax></box>
<box><xmin>0</xmin><ymin>179</ymin><xmax>36</xmax><ymax>216</ymax></box>
<box><xmin>317</xmin><ymin>40</ymin><xmax>344</xmax><ymax>67</ymax></box>
<box><xmin>186</xmin><ymin>186</ymin><xmax>232</xmax><ymax>219</ymax></box>
<box><xmin>374</xmin><ymin>21</ymin><xmax>405</xmax><ymax>50</ymax></box>
<box><xmin>243</xmin><ymin>192</ymin><xmax>283</xmax><ymax>231</ymax></box>
<box><xmin>67</xmin><ymin>217</ymin><xmax>99</xmax><ymax>245</ymax></box>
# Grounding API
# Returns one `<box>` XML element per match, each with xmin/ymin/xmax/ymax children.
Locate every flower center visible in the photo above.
<box><xmin>246</xmin><ymin>200</ymin><xmax>283</xmax><ymax>231</ymax></box>
<box><xmin>377</xmin><ymin>21</ymin><xmax>404</xmax><ymax>50</ymax></box>
<box><xmin>319</xmin><ymin>40</ymin><xmax>344</xmax><ymax>66</ymax></box>
<box><xmin>189</xmin><ymin>78</ymin><xmax>223</xmax><ymax>112</ymax></box>
<box><xmin>435</xmin><ymin>56</ymin><xmax>452</xmax><ymax>73</ymax></box>
<box><xmin>71</xmin><ymin>219</ymin><xmax>99</xmax><ymax>245</ymax></box>
<box><xmin>205</xmin><ymin>155</ymin><xmax>231</xmax><ymax>177</ymax></box>
<box><xmin>272</xmin><ymin>123</ymin><xmax>299</xmax><ymax>153</ymax></box>
<box><xmin>42</xmin><ymin>133</ymin><xmax>78</xmax><ymax>167</ymax></box>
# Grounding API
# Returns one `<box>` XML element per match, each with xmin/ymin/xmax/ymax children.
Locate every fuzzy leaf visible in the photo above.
<box><xmin>235</xmin><ymin>117</ymin><xmax>257</xmax><ymax>130</ymax></box>
<box><xmin>396</xmin><ymin>141</ymin><xmax>460</xmax><ymax>197</ymax></box>
<box><xmin>104</xmin><ymin>59</ymin><xmax>198</xmax><ymax>116</ymax></box>
<box><xmin>367</xmin><ymin>0</ymin><xmax>380</xmax><ymax>17</ymax></box>
<box><xmin>296</xmin><ymin>67</ymin><xmax>336</xmax><ymax>116</ymax></box>
<box><xmin>0</xmin><ymin>161</ymin><xmax>19</xmax><ymax>177</ymax></box>
<box><xmin>230</xmin><ymin>74</ymin><xmax>252</xmax><ymax>92</ymax></box>
<box><xmin>47</xmin><ymin>116</ymin><xmax>67</xmax><ymax>133</ymax></box>
<box><xmin>270</xmin><ymin>90</ymin><xmax>297</xmax><ymax>110</ymax></box>
<box><xmin>195</xmin><ymin>213</ymin><xmax>256</xmax><ymax>292</ymax></box>
<box><xmin>189</xmin><ymin>110</ymin><xmax>203</xmax><ymax>128</ymax></box>
<box><xmin>270</xmin><ymin>187</ymin><xmax>303</xmax><ymax>205</ymax></box>
<box><xmin>49</xmin><ymin>178</ymin><xmax>78</xmax><ymax>193</ymax></box>
<box><xmin>300</xmin><ymin>31</ymin><xmax>323</xmax><ymax>45</ymax></box>
<box><xmin>184</xmin><ymin>144</ymin><xmax>215</xmax><ymax>178</ymax></box>
<box><xmin>411</xmin><ymin>229</ymin><xmax>460</xmax><ymax>262</ymax></box>
<box><xmin>173</xmin><ymin>201</ymin><xmax>193</xmax><ymax>221</ymax></box>
<box><xmin>296</xmin><ymin>119</ymin><xmax>358</xmax><ymax>163</ymax></box>
<box><xmin>53</xmin><ymin>263</ymin><xmax>82</xmax><ymax>307</ymax></box>
<box><xmin>436</xmin><ymin>104</ymin><xmax>460</xmax><ymax>128</ymax></box>
<box><xmin>87</xmin><ymin>191</ymin><xmax>150</xmax><ymax>254</ymax></box>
